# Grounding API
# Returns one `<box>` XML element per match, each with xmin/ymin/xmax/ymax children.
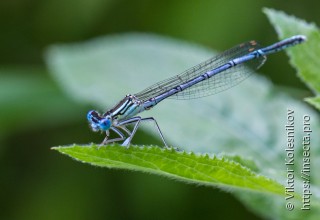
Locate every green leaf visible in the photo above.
<box><xmin>52</xmin><ymin>144</ymin><xmax>284</xmax><ymax>195</ymax></box>
<box><xmin>46</xmin><ymin>31</ymin><xmax>320</xmax><ymax>218</ymax></box>
<box><xmin>305</xmin><ymin>96</ymin><xmax>320</xmax><ymax>110</ymax></box>
<box><xmin>264</xmin><ymin>8</ymin><xmax>320</xmax><ymax>110</ymax></box>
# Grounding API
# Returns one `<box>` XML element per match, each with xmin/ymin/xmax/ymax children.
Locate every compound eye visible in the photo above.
<box><xmin>87</xmin><ymin>110</ymin><xmax>93</xmax><ymax>120</ymax></box>
<box><xmin>99</xmin><ymin>118</ymin><xmax>111</xmax><ymax>131</ymax></box>
<box><xmin>87</xmin><ymin>110</ymin><xmax>102</xmax><ymax>132</ymax></box>
<box><xmin>87</xmin><ymin>110</ymin><xmax>100</xmax><ymax>122</ymax></box>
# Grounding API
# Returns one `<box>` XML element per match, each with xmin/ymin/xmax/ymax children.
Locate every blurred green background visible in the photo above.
<box><xmin>0</xmin><ymin>0</ymin><xmax>318</xmax><ymax>219</ymax></box>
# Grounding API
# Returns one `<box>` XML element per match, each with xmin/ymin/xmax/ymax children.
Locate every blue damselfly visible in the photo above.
<box><xmin>87</xmin><ymin>35</ymin><xmax>306</xmax><ymax>147</ymax></box>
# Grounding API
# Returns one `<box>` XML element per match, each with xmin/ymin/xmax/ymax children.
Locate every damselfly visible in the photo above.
<box><xmin>87</xmin><ymin>35</ymin><xmax>306</xmax><ymax>148</ymax></box>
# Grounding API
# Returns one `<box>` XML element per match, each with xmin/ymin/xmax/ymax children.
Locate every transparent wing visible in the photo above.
<box><xmin>134</xmin><ymin>41</ymin><xmax>266</xmax><ymax>101</ymax></box>
<box><xmin>171</xmin><ymin>56</ymin><xmax>266</xmax><ymax>99</ymax></box>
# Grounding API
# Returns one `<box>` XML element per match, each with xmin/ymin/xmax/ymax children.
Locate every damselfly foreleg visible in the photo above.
<box><xmin>118</xmin><ymin>116</ymin><xmax>168</xmax><ymax>148</ymax></box>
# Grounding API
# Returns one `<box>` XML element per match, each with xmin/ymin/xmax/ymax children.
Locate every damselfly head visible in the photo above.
<box><xmin>87</xmin><ymin>110</ymin><xmax>112</xmax><ymax>132</ymax></box>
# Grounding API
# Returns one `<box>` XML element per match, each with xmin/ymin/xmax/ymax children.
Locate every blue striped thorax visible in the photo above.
<box><xmin>105</xmin><ymin>94</ymin><xmax>144</xmax><ymax>121</ymax></box>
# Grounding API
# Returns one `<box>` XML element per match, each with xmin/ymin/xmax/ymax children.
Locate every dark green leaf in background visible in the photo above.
<box><xmin>0</xmin><ymin>67</ymin><xmax>83</xmax><ymax>139</ymax></box>
<box><xmin>265</xmin><ymin>8</ymin><xmax>320</xmax><ymax>111</ymax></box>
